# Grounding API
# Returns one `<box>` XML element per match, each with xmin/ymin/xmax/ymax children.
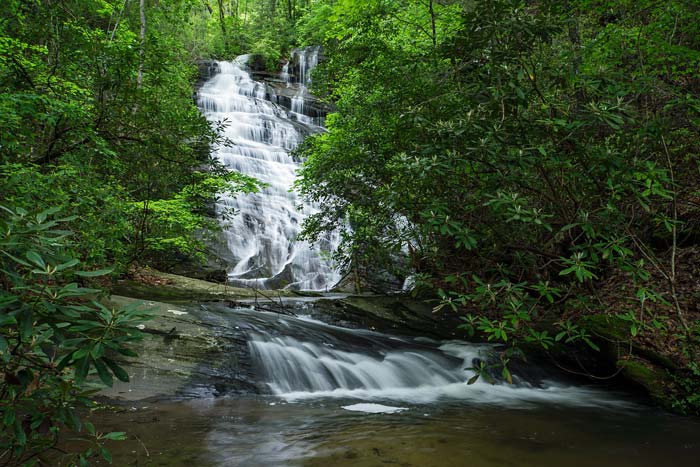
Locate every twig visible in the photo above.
<box><xmin>135</xmin><ymin>434</ymin><xmax>150</xmax><ymax>457</ymax></box>
<box><xmin>661</xmin><ymin>135</ymin><xmax>689</xmax><ymax>332</ymax></box>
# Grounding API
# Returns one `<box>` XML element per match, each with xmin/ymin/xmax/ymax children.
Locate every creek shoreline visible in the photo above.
<box><xmin>103</xmin><ymin>269</ymin><xmax>679</xmax><ymax>412</ymax></box>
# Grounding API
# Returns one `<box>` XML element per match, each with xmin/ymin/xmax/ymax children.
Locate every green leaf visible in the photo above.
<box><xmin>102</xmin><ymin>431</ymin><xmax>127</xmax><ymax>441</ymax></box>
<box><xmin>3</xmin><ymin>408</ymin><xmax>16</xmax><ymax>426</ymax></box>
<box><xmin>583</xmin><ymin>338</ymin><xmax>600</xmax><ymax>352</ymax></box>
<box><xmin>74</xmin><ymin>356</ymin><xmax>90</xmax><ymax>384</ymax></box>
<box><xmin>15</xmin><ymin>419</ymin><xmax>27</xmax><ymax>446</ymax></box>
<box><xmin>94</xmin><ymin>358</ymin><xmax>113</xmax><ymax>386</ymax></box>
<box><xmin>559</xmin><ymin>266</ymin><xmax>577</xmax><ymax>276</ymax></box>
<box><xmin>117</xmin><ymin>348</ymin><xmax>138</xmax><ymax>358</ymax></box>
<box><xmin>104</xmin><ymin>357</ymin><xmax>130</xmax><ymax>382</ymax></box>
<box><xmin>100</xmin><ymin>446</ymin><xmax>113</xmax><ymax>463</ymax></box>
<box><xmin>26</xmin><ymin>251</ymin><xmax>45</xmax><ymax>268</ymax></box>
<box><xmin>90</xmin><ymin>343</ymin><xmax>104</xmax><ymax>359</ymax></box>
<box><xmin>75</xmin><ymin>268</ymin><xmax>113</xmax><ymax>277</ymax></box>
<box><xmin>72</xmin><ymin>346</ymin><xmax>92</xmax><ymax>360</ymax></box>
<box><xmin>467</xmin><ymin>374</ymin><xmax>480</xmax><ymax>385</ymax></box>
<box><xmin>66</xmin><ymin>407</ymin><xmax>81</xmax><ymax>431</ymax></box>
<box><xmin>19</xmin><ymin>309</ymin><xmax>33</xmax><ymax>340</ymax></box>
<box><xmin>502</xmin><ymin>367</ymin><xmax>513</xmax><ymax>385</ymax></box>
<box><xmin>35</xmin><ymin>207</ymin><xmax>61</xmax><ymax>224</ymax></box>
<box><xmin>2</xmin><ymin>251</ymin><xmax>32</xmax><ymax>268</ymax></box>
<box><xmin>56</xmin><ymin>258</ymin><xmax>80</xmax><ymax>271</ymax></box>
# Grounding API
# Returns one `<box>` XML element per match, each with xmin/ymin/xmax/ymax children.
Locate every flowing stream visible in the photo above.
<box><xmin>89</xmin><ymin>303</ymin><xmax>700</xmax><ymax>466</ymax></box>
<box><xmin>243</xmin><ymin>310</ymin><xmax>626</xmax><ymax>407</ymax></box>
<box><xmin>197</xmin><ymin>48</ymin><xmax>339</xmax><ymax>290</ymax></box>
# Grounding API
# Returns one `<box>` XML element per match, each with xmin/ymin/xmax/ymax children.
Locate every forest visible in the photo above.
<box><xmin>1</xmin><ymin>0</ymin><xmax>700</xmax><ymax>465</ymax></box>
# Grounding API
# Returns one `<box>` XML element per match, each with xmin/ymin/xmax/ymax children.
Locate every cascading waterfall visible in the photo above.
<box><xmin>197</xmin><ymin>48</ymin><xmax>339</xmax><ymax>290</ymax></box>
<box><xmin>242</xmin><ymin>311</ymin><xmax>628</xmax><ymax>408</ymax></box>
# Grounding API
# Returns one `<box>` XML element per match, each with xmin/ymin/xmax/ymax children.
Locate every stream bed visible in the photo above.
<box><xmin>88</xmin><ymin>304</ymin><xmax>700</xmax><ymax>466</ymax></box>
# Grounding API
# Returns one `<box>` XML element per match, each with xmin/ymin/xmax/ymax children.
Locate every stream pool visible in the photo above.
<box><xmin>89</xmin><ymin>396</ymin><xmax>700</xmax><ymax>467</ymax></box>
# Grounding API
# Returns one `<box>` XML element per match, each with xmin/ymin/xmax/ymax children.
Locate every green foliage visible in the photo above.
<box><xmin>669</xmin><ymin>322</ymin><xmax>700</xmax><ymax>414</ymax></box>
<box><xmin>0</xmin><ymin>205</ymin><xmax>150</xmax><ymax>465</ymax></box>
<box><xmin>0</xmin><ymin>0</ymin><xmax>260</xmax><ymax>271</ymax></box>
<box><xmin>295</xmin><ymin>3</ymin><xmax>334</xmax><ymax>46</ymax></box>
<box><xmin>128</xmin><ymin>171</ymin><xmax>261</xmax><ymax>267</ymax></box>
<box><xmin>295</xmin><ymin>0</ymin><xmax>700</xmax><ymax>409</ymax></box>
<box><xmin>0</xmin><ymin>1</ymin><xmax>268</xmax><ymax>458</ymax></box>
<box><xmin>0</xmin><ymin>164</ymin><xmax>131</xmax><ymax>267</ymax></box>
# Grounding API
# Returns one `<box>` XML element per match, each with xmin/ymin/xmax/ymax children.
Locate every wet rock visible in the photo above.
<box><xmin>99</xmin><ymin>296</ymin><xmax>259</xmax><ymax>402</ymax></box>
<box><xmin>578</xmin><ymin>314</ymin><xmax>681</xmax><ymax>409</ymax></box>
<box><xmin>617</xmin><ymin>357</ymin><xmax>672</xmax><ymax>408</ymax></box>
<box><xmin>304</xmin><ymin>294</ymin><xmax>467</xmax><ymax>340</ymax></box>
<box><xmin>195</xmin><ymin>60</ymin><xmax>220</xmax><ymax>89</ymax></box>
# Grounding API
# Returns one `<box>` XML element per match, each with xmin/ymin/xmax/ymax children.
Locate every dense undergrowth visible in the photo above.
<box><xmin>0</xmin><ymin>0</ymin><xmax>271</xmax><ymax>464</ymax></box>
<box><xmin>292</xmin><ymin>0</ymin><xmax>700</xmax><ymax>413</ymax></box>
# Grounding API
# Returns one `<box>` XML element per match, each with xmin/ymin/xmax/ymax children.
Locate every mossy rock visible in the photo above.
<box><xmin>581</xmin><ymin>314</ymin><xmax>630</xmax><ymax>342</ymax></box>
<box><xmin>617</xmin><ymin>357</ymin><xmax>674</xmax><ymax>409</ymax></box>
<box><xmin>575</xmin><ymin>314</ymin><xmax>687</xmax><ymax>411</ymax></box>
<box><xmin>111</xmin><ymin>270</ymin><xmax>297</xmax><ymax>304</ymax></box>
<box><xmin>580</xmin><ymin>314</ymin><xmax>680</xmax><ymax>370</ymax></box>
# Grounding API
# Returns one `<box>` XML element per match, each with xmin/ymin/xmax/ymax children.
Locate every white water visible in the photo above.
<box><xmin>197</xmin><ymin>49</ymin><xmax>340</xmax><ymax>290</ymax></box>
<box><xmin>247</xmin><ymin>313</ymin><xmax>630</xmax><ymax>408</ymax></box>
<box><xmin>342</xmin><ymin>403</ymin><xmax>408</xmax><ymax>414</ymax></box>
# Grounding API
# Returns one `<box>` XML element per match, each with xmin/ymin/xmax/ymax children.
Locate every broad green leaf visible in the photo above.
<box><xmin>56</xmin><ymin>258</ymin><xmax>80</xmax><ymax>271</ymax></box>
<box><xmin>75</xmin><ymin>268</ymin><xmax>113</xmax><ymax>277</ymax></box>
<box><xmin>26</xmin><ymin>251</ymin><xmax>45</xmax><ymax>268</ymax></box>
<box><xmin>94</xmin><ymin>358</ymin><xmax>113</xmax><ymax>386</ymax></box>
<box><xmin>104</xmin><ymin>357</ymin><xmax>130</xmax><ymax>382</ymax></box>
<box><xmin>74</xmin><ymin>356</ymin><xmax>90</xmax><ymax>384</ymax></box>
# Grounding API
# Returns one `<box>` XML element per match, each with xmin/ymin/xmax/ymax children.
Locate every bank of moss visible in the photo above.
<box><xmin>578</xmin><ymin>313</ymin><xmax>699</xmax><ymax>414</ymax></box>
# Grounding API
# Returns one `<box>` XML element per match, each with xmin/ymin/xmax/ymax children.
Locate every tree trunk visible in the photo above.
<box><xmin>217</xmin><ymin>0</ymin><xmax>229</xmax><ymax>52</ymax></box>
<box><xmin>137</xmin><ymin>0</ymin><xmax>146</xmax><ymax>88</ymax></box>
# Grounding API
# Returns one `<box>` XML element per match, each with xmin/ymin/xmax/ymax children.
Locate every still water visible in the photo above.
<box><xmin>91</xmin><ymin>394</ymin><xmax>700</xmax><ymax>466</ymax></box>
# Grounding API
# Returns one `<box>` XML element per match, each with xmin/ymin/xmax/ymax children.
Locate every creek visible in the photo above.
<box><xmin>89</xmin><ymin>49</ymin><xmax>700</xmax><ymax>465</ymax></box>
<box><xmin>90</xmin><ymin>303</ymin><xmax>700</xmax><ymax>466</ymax></box>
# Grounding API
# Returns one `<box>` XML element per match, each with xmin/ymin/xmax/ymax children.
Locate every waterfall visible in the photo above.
<box><xmin>240</xmin><ymin>309</ymin><xmax>628</xmax><ymax>407</ymax></box>
<box><xmin>197</xmin><ymin>48</ymin><xmax>340</xmax><ymax>290</ymax></box>
<box><xmin>282</xmin><ymin>46</ymin><xmax>324</xmax><ymax>126</ymax></box>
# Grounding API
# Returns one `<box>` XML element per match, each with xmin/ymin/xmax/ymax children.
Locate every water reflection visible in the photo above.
<box><xmin>92</xmin><ymin>397</ymin><xmax>700</xmax><ymax>467</ymax></box>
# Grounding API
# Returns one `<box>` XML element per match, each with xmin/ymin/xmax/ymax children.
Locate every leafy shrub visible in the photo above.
<box><xmin>0</xmin><ymin>205</ymin><xmax>150</xmax><ymax>466</ymax></box>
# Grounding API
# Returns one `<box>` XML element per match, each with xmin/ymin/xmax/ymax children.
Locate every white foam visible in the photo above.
<box><xmin>342</xmin><ymin>403</ymin><xmax>408</xmax><ymax>414</ymax></box>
